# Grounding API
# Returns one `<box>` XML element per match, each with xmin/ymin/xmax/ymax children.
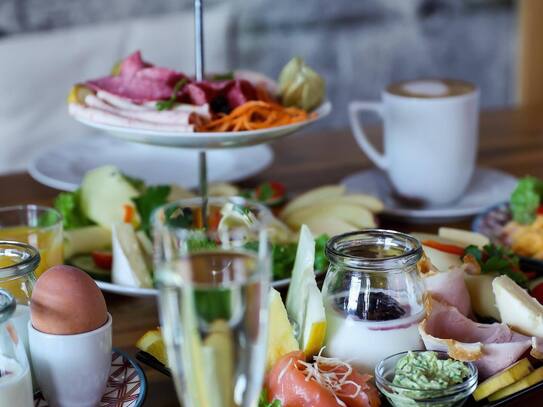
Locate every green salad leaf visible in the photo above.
<box><xmin>510</xmin><ymin>176</ymin><xmax>543</xmax><ymax>224</ymax></box>
<box><xmin>53</xmin><ymin>190</ymin><xmax>93</xmax><ymax>230</ymax></box>
<box><xmin>258</xmin><ymin>390</ymin><xmax>282</xmax><ymax>407</ymax></box>
<box><xmin>464</xmin><ymin>244</ymin><xmax>528</xmax><ymax>287</ymax></box>
<box><xmin>132</xmin><ymin>185</ymin><xmax>171</xmax><ymax>235</ymax></box>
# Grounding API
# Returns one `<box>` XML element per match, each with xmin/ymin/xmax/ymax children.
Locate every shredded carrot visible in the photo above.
<box><xmin>197</xmin><ymin>101</ymin><xmax>316</xmax><ymax>132</ymax></box>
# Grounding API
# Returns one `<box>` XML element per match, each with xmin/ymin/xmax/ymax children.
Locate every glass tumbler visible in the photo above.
<box><xmin>153</xmin><ymin>197</ymin><xmax>272</xmax><ymax>407</ymax></box>
<box><xmin>322</xmin><ymin>229</ymin><xmax>426</xmax><ymax>374</ymax></box>
<box><xmin>0</xmin><ymin>205</ymin><xmax>63</xmax><ymax>278</ymax></box>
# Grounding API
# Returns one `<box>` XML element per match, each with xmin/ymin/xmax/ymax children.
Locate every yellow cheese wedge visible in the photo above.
<box><xmin>473</xmin><ymin>358</ymin><xmax>532</xmax><ymax>401</ymax></box>
<box><xmin>488</xmin><ymin>366</ymin><xmax>543</xmax><ymax>401</ymax></box>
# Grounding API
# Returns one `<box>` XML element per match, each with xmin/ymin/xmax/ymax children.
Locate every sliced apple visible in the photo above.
<box><xmin>80</xmin><ymin>165</ymin><xmax>140</xmax><ymax>229</ymax></box>
<box><xmin>168</xmin><ymin>184</ymin><xmax>195</xmax><ymax>201</ymax></box>
<box><xmin>325</xmin><ymin>194</ymin><xmax>384</xmax><ymax>213</ymax></box>
<box><xmin>266</xmin><ymin>288</ymin><xmax>299</xmax><ymax>370</ymax></box>
<box><xmin>112</xmin><ymin>223</ymin><xmax>153</xmax><ymax>288</ymax></box>
<box><xmin>488</xmin><ymin>366</ymin><xmax>543</xmax><ymax>401</ymax></box>
<box><xmin>284</xmin><ymin>203</ymin><xmax>375</xmax><ymax>230</ymax></box>
<box><xmin>281</xmin><ymin>185</ymin><xmax>346</xmax><ymax>218</ymax></box>
<box><xmin>303</xmin><ymin>218</ymin><xmax>357</xmax><ymax>238</ymax></box>
<box><xmin>493</xmin><ymin>275</ymin><xmax>543</xmax><ymax>337</ymax></box>
<box><xmin>63</xmin><ymin>225</ymin><xmax>111</xmax><ymax>258</ymax></box>
<box><xmin>438</xmin><ymin>227</ymin><xmax>489</xmax><ymax>248</ymax></box>
<box><xmin>473</xmin><ymin>358</ymin><xmax>532</xmax><ymax>401</ymax></box>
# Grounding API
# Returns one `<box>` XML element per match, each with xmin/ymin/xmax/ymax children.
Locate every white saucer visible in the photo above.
<box><xmin>342</xmin><ymin>167</ymin><xmax>517</xmax><ymax>222</ymax></box>
<box><xmin>74</xmin><ymin>101</ymin><xmax>331</xmax><ymax>149</ymax></box>
<box><xmin>28</xmin><ymin>136</ymin><xmax>274</xmax><ymax>191</ymax></box>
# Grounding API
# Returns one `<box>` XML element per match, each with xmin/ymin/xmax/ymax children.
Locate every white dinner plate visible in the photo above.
<box><xmin>95</xmin><ymin>273</ymin><xmax>304</xmax><ymax>297</ymax></box>
<box><xmin>28</xmin><ymin>136</ymin><xmax>274</xmax><ymax>191</ymax></box>
<box><xmin>72</xmin><ymin>101</ymin><xmax>332</xmax><ymax>149</ymax></box>
<box><xmin>342</xmin><ymin>167</ymin><xmax>517</xmax><ymax>222</ymax></box>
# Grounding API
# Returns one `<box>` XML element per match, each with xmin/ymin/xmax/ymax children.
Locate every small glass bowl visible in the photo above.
<box><xmin>375</xmin><ymin>351</ymin><xmax>478</xmax><ymax>407</ymax></box>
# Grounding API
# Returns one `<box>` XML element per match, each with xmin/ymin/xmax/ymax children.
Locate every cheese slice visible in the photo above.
<box><xmin>112</xmin><ymin>223</ymin><xmax>153</xmax><ymax>288</ymax></box>
<box><xmin>493</xmin><ymin>275</ymin><xmax>543</xmax><ymax>337</ymax></box>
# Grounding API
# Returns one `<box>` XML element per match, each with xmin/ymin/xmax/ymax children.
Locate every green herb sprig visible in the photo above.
<box><xmin>156</xmin><ymin>78</ymin><xmax>188</xmax><ymax>111</ymax></box>
<box><xmin>464</xmin><ymin>244</ymin><xmax>528</xmax><ymax>287</ymax></box>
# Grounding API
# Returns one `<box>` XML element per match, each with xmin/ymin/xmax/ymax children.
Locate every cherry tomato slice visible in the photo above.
<box><xmin>422</xmin><ymin>240</ymin><xmax>465</xmax><ymax>256</ymax></box>
<box><xmin>91</xmin><ymin>251</ymin><xmax>113</xmax><ymax>270</ymax></box>
<box><xmin>255</xmin><ymin>181</ymin><xmax>286</xmax><ymax>206</ymax></box>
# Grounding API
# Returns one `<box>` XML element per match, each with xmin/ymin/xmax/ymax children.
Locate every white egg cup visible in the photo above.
<box><xmin>28</xmin><ymin>313</ymin><xmax>112</xmax><ymax>407</ymax></box>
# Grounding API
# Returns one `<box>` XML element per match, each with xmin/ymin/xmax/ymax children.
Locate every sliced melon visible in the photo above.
<box><xmin>301</xmin><ymin>282</ymin><xmax>326</xmax><ymax>356</ymax></box>
<box><xmin>488</xmin><ymin>366</ymin><xmax>543</xmax><ymax>401</ymax></box>
<box><xmin>464</xmin><ymin>273</ymin><xmax>500</xmax><ymax>321</ymax></box>
<box><xmin>266</xmin><ymin>288</ymin><xmax>299</xmax><ymax>370</ymax></box>
<box><xmin>473</xmin><ymin>358</ymin><xmax>532</xmax><ymax>401</ymax></box>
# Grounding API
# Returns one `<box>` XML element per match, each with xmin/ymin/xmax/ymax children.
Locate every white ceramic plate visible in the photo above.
<box><xmin>343</xmin><ymin>167</ymin><xmax>517</xmax><ymax>222</ymax></box>
<box><xmin>72</xmin><ymin>101</ymin><xmax>332</xmax><ymax>149</ymax></box>
<box><xmin>94</xmin><ymin>272</ymin><xmax>311</xmax><ymax>297</ymax></box>
<box><xmin>28</xmin><ymin>137</ymin><xmax>274</xmax><ymax>191</ymax></box>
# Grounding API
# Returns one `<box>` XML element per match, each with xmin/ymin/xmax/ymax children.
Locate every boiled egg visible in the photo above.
<box><xmin>31</xmin><ymin>265</ymin><xmax>108</xmax><ymax>335</ymax></box>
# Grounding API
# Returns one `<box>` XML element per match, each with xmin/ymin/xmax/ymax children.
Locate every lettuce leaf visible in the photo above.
<box><xmin>510</xmin><ymin>176</ymin><xmax>543</xmax><ymax>224</ymax></box>
<box><xmin>53</xmin><ymin>190</ymin><xmax>93</xmax><ymax>230</ymax></box>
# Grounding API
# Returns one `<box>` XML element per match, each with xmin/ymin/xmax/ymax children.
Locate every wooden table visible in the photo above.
<box><xmin>1</xmin><ymin>107</ymin><xmax>542</xmax><ymax>406</ymax></box>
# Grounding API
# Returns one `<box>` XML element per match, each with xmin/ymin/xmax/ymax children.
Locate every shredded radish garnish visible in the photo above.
<box><xmin>295</xmin><ymin>347</ymin><xmax>362</xmax><ymax>407</ymax></box>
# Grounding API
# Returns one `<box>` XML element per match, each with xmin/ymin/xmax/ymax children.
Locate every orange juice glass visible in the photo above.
<box><xmin>0</xmin><ymin>206</ymin><xmax>63</xmax><ymax>278</ymax></box>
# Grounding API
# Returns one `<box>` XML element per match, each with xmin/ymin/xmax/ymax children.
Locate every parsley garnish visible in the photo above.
<box><xmin>258</xmin><ymin>390</ymin><xmax>282</xmax><ymax>407</ymax></box>
<box><xmin>156</xmin><ymin>78</ymin><xmax>188</xmax><ymax>111</ymax></box>
<box><xmin>257</xmin><ymin>182</ymin><xmax>274</xmax><ymax>201</ymax></box>
<box><xmin>464</xmin><ymin>244</ymin><xmax>528</xmax><ymax>287</ymax></box>
<box><xmin>212</xmin><ymin>72</ymin><xmax>234</xmax><ymax>81</ymax></box>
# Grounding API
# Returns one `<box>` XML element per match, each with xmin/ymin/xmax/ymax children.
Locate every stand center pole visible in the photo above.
<box><xmin>194</xmin><ymin>0</ymin><xmax>208</xmax><ymax>225</ymax></box>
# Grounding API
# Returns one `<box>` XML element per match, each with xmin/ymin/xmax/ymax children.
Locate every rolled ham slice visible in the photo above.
<box><xmin>84</xmin><ymin>94</ymin><xmax>192</xmax><ymax>126</ymax></box>
<box><xmin>69</xmin><ymin>103</ymin><xmax>193</xmax><ymax>132</ymax></box>
<box><xmin>420</xmin><ymin>299</ymin><xmax>533</xmax><ymax>379</ymax></box>
<box><xmin>424</xmin><ymin>268</ymin><xmax>472</xmax><ymax>317</ymax></box>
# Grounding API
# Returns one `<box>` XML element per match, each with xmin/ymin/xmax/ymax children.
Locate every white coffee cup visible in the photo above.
<box><xmin>28</xmin><ymin>314</ymin><xmax>112</xmax><ymax>407</ymax></box>
<box><xmin>349</xmin><ymin>79</ymin><xmax>479</xmax><ymax>205</ymax></box>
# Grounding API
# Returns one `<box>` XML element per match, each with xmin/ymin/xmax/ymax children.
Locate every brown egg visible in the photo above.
<box><xmin>31</xmin><ymin>265</ymin><xmax>108</xmax><ymax>335</ymax></box>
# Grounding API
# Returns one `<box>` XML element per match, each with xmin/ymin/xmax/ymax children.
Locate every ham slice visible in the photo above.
<box><xmin>84</xmin><ymin>94</ymin><xmax>192</xmax><ymax>125</ymax></box>
<box><xmin>69</xmin><ymin>103</ymin><xmax>194</xmax><ymax>132</ymax></box>
<box><xmin>420</xmin><ymin>299</ymin><xmax>533</xmax><ymax>379</ymax></box>
<box><xmin>424</xmin><ymin>268</ymin><xmax>472</xmax><ymax>316</ymax></box>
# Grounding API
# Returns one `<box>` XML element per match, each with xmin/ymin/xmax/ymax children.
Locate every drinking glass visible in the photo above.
<box><xmin>153</xmin><ymin>197</ymin><xmax>272</xmax><ymax>407</ymax></box>
<box><xmin>0</xmin><ymin>205</ymin><xmax>63</xmax><ymax>278</ymax></box>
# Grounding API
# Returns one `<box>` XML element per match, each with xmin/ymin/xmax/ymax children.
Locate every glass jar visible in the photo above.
<box><xmin>0</xmin><ymin>289</ymin><xmax>34</xmax><ymax>407</ymax></box>
<box><xmin>322</xmin><ymin>229</ymin><xmax>426</xmax><ymax>374</ymax></box>
<box><xmin>0</xmin><ymin>241</ymin><xmax>39</xmax><ymax>387</ymax></box>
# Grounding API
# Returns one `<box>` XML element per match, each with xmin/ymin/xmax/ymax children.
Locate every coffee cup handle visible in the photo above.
<box><xmin>348</xmin><ymin>101</ymin><xmax>388</xmax><ymax>170</ymax></box>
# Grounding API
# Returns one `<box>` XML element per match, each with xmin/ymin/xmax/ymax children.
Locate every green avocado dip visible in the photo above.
<box><xmin>393</xmin><ymin>351</ymin><xmax>470</xmax><ymax>391</ymax></box>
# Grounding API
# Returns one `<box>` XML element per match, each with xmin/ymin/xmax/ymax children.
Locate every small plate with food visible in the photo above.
<box><xmin>473</xmin><ymin>176</ymin><xmax>543</xmax><ymax>276</ymax></box>
<box><xmin>68</xmin><ymin>51</ymin><xmax>331</xmax><ymax>148</ymax></box>
<box><xmin>57</xmin><ymin>166</ymin><xmax>383</xmax><ymax>297</ymax></box>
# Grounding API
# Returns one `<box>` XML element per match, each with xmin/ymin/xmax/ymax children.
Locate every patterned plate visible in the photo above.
<box><xmin>472</xmin><ymin>202</ymin><xmax>543</xmax><ymax>272</ymax></box>
<box><xmin>34</xmin><ymin>348</ymin><xmax>147</xmax><ymax>407</ymax></box>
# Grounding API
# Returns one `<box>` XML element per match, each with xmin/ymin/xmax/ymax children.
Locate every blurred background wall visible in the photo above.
<box><xmin>0</xmin><ymin>0</ymin><xmax>517</xmax><ymax>171</ymax></box>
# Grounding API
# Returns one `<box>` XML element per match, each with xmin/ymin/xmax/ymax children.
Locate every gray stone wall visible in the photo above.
<box><xmin>0</xmin><ymin>0</ymin><xmax>516</xmax><ymax>128</ymax></box>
